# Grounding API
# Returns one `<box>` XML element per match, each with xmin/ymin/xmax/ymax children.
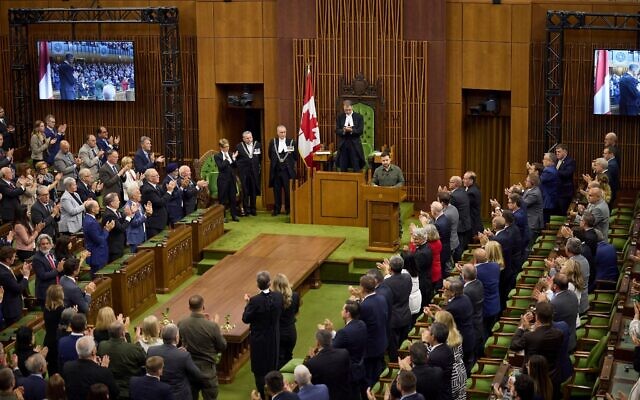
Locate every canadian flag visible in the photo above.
<box><xmin>594</xmin><ymin>49</ymin><xmax>611</xmax><ymax>115</ymax></box>
<box><xmin>38</xmin><ymin>42</ymin><xmax>53</xmax><ymax>100</ymax></box>
<box><xmin>298</xmin><ymin>66</ymin><xmax>321</xmax><ymax>167</ymax></box>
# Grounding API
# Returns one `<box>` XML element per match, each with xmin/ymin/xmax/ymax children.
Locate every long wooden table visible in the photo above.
<box><xmin>158</xmin><ymin>234</ymin><xmax>345</xmax><ymax>383</ymax></box>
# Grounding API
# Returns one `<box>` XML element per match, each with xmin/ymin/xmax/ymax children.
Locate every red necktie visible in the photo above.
<box><xmin>47</xmin><ymin>254</ymin><xmax>59</xmax><ymax>284</ymax></box>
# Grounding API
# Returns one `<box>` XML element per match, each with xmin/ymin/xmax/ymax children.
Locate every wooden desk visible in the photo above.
<box><xmin>176</xmin><ymin>205</ymin><xmax>225</xmax><ymax>263</ymax></box>
<box><xmin>599</xmin><ymin>356</ymin><xmax>639</xmax><ymax>397</ymax></box>
<box><xmin>83</xmin><ymin>277</ymin><xmax>112</xmax><ymax>326</ymax></box>
<box><xmin>363</xmin><ymin>186</ymin><xmax>406</xmax><ymax>252</ymax></box>
<box><xmin>312</xmin><ymin>152</ymin><xmax>333</xmax><ymax>171</ymax></box>
<box><xmin>311</xmin><ymin>171</ymin><xmax>366</xmax><ymax>227</ymax></box>
<box><xmin>139</xmin><ymin>225</ymin><xmax>193</xmax><ymax>293</ymax></box>
<box><xmin>98</xmin><ymin>250</ymin><xmax>157</xmax><ymax>320</ymax></box>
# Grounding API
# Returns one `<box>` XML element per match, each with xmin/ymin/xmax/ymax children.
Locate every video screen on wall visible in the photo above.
<box><xmin>37</xmin><ymin>40</ymin><xmax>135</xmax><ymax>102</ymax></box>
<box><xmin>594</xmin><ymin>49</ymin><xmax>640</xmax><ymax>115</ymax></box>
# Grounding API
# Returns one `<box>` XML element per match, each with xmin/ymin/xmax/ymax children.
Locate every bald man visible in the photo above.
<box><xmin>0</xmin><ymin>166</ymin><xmax>25</xmax><ymax>222</ymax></box>
<box><xmin>53</xmin><ymin>140</ymin><xmax>82</xmax><ymax>191</ymax></box>
<box><xmin>448</xmin><ymin>176</ymin><xmax>471</xmax><ymax>261</ymax></box>
<box><xmin>83</xmin><ymin>200</ymin><xmax>114</xmax><ymax>275</ymax></box>
<box><xmin>585</xmin><ymin>187</ymin><xmax>609</xmax><ymax>241</ymax></box>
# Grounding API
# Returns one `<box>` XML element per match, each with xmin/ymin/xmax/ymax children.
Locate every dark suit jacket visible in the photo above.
<box><xmin>133</xmin><ymin>148</ymin><xmax>155</xmax><ymax>174</ymax></box>
<box><xmin>510</xmin><ymin>324</ymin><xmax>564</xmax><ymax>382</ymax></box>
<box><xmin>335</xmin><ymin>112</ymin><xmax>365</xmax><ymax>169</ymax></box>
<box><xmin>426</xmin><ymin>343</ymin><xmax>454</xmax><ymax>400</ymax></box>
<box><xmin>304</xmin><ymin>347</ymin><xmax>351</xmax><ymax>400</ymax></box>
<box><xmin>0</xmin><ymin>179</ymin><xmax>25</xmax><ymax>222</ymax></box>
<box><xmin>466</xmin><ymin>184</ymin><xmax>483</xmax><ymax>235</ymax></box>
<box><xmin>60</xmin><ymin>275</ymin><xmax>91</xmax><ymax>314</ymax></box>
<box><xmin>235</xmin><ymin>141</ymin><xmax>262</xmax><ymax>194</ymax></box>
<box><xmin>147</xmin><ymin>344</ymin><xmax>206</xmax><ymax>400</ymax></box>
<box><xmin>390</xmin><ymin>362</ymin><xmax>442</xmax><ymax>400</ymax></box>
<box><xmin>0</xmin><ymin>263</ymin><xmax>28</xmax><ymax>322</ymax></box>
<box><xmin>414</xmin><ymin>242</ymin><xmax>433</xmax><ymax>304</ymax></box>
<box><xmin>434</xmin><ymin>214</ymin><xmax>451</xmax><ymax>265</ymax></box>
<box><xmin>76</xmin><ymin>180</ymin><xmax>97</xmax><ymax>202</ymax></box>
<box><xmin>384</xmin><ymin>273</ymin><xmax>412</xmax><ymax>329</ymax></box>
<box><xmin>463</xmin><ymin>279</ymin><xmax>484</xmax><ymax>335</ymax></box>
<box><xmin>32</xmin><ymin>251</ymin><xmax>60</xmax><ymax>301</ymax></box>
<box><xmin>522</xmin><ymin>186</ymin><xmax>544</xmax><ymax>231</ymax></box>
<box><xmin>450</xmin><ymin>187</ymin><xmax>471</xmax><ymax>233</ymax></box>
<box><xmin>619</xmin><ymin>73</ymin><xmax>640</xmax><ymax>115</ymax></box>
<box><xmin>445</xmin><ymin>294</ymin><xmax>476</xmax><ymax>356</ymax></box>
<box><xmin>359</xmin><ymin>293</ymin><xmax>388</xmax><ymax>358</ymax></box>
<box><xmin>607</xmin><ymin>158</ymin><xmax>620</xmax><ymax>200</ymax></box>
<box><xmin>214</xmin><ymin>152</ymin><xmax>237</xmax><ymax>197</ymax></box>
<box><xmin>99</xmin><ymin>163</ymin><xmax>124</xmax><ymax>201</ymax></box>
<box><xmin>556</xmin><ymin>156</ymin><xmax>576</xmax><ymax>199</ymax></box>
<box><xmin>130</xmin><ymin>375</ymin><xmax>175</xmax><ymax>400</ymax></box>
<box><xmin>540</xmin><ymin>166</ymin><xmax>559</xmax><ymax>210</ymax></box>
<box><xmin>268</xmin><ymin>138</ymin><xmax>297</xmax><ymax>187</ymax></box>
<box><xmin>103</xmin><ymin>208</ymin><xmax>128</xmax><ymax>260</ymax></box>
<box><xmin>31</xmin><ymin>200</ymin><xmax>59</xmax><ymax>243</ymax></box>
<box><xmin>242</xmin><ymin>290</ymin><xmax>284</xmax><ymax>375</ymax></box>
<box><xmin>513</xmin><ymin>207</ymin><xmax>531</xmax><ymax>252</ymax></box>
<box><xmin>552</xmin><ymin>290</ymin><xmax>578</xmax><ymax>351</ymax></box>
<box><xmin>17</xmin><ymin>374</ymin><xmax>46</xmax><ymax>400</ymax></box>
<box><xmin>140</xmin><ymin>181</ymin><xmax>170</xmax><ymax>231</ymax></box>
<box><xmin>58</xmin><ymin>334</ymin><xmax>82</xmax><ymax>372</ymax></box>
<box><xmin>333</xmin><ymin>319</ymin><xmax>367</xmax><ymax>381</ymax></box>
<box><xmin>83</xmin><ymin>215</ymin><xmax>109</xmax><ymax>270</ymax></box>
<box><xmin>178</xmin><ymin>177</ymin><xmax>199</xmax><ymax>216</ymax></box>
<box><xmin>63</xmin><ymin>358</ymin><xmax>119</xmax><ymax>400</ymax></box>
<box><xmin>476</xmin><ymin>262</ymin><xmax>501</xmax><ymax>317</ymax></box>
<box><xmin>162</xmin><ymin>175</ymin><xmax>184</xmax><ymax>224</ymax></box>
<box><xmin>491</xmin><ymin>230</ymin><xmax>514</xmax><ymax>272</ymax></box>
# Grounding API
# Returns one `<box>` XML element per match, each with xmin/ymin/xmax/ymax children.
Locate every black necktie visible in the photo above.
<box><xmin>112</xmin><ymin>165</ymin><xmax>117</xmax><ymax>174</ymax></box>
<box><xmin>91</xmin><ymin>148</ymin><xmax>97</xmax><ymax>157</ymax></box>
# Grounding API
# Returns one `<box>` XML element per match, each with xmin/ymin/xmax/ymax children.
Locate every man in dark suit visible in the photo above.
<box><xmin>460</xmin><ymin>264</ymin><xmax>484</xmax><ymax>360</ymax></box>
<box><xmin>257</xmin><ymin>371</ymin><xmax>300</xmax><ymax>400</ymax></box>
<box><xmin>482</xmin><ymin>216</ymin><xmax>513</xmax><ymax>311</ymax></box>
<box><xmin>447</xmin><ymin>176</ymin><xmax>471</xmax><ymax>261</ymax></box>
<box><xmin>430</xmin><ymin>201</ymin><xmax>452</xmax><ymax>277</ymax></box>
<box><xmin>439</xmin><ymin>278</ymin><xmax>476</xmax><ymax>373</ymax></box>
<box><xmin>413</xmin><ymin>228</ymin><xmax>433</xmax><ymax>306</ymax></box>
<box><xmin>83</xmin><ymin>200</ymin><xmax>114</xmax><ymax>275</ymax></box>
<box><xmin>0</xmin><ymin>136</ymin><xmax>13</xmax><ymax>168</ymax></box>
<box><xmin>44</xmin><ymin>115</ymin><xmax>65</xmax><ymax>165</ymax></box>
<box><xmin>358</xmin><ymin>274</ymin><xmax>388</xmax><ymax>389</ymax></box>
<box><xmin>141</xmin><ymin>168</ymin><xmax>174</xmax><ymax>238</ymax></box>
<box><xmin>96</xmin><ymin>126</ymin><xmax>120</xmax><ymax>164</ymax></box>
<box><xmin>178</xmin><ymin>166</ymin><xmax>208</xmax><ymax>216</ymax></box>
<box><xmin>384</xmin><ymin>255</ymin><xmax>412</xmax><ymax>361</ymax></box>
<box><xmin>335</xmin><ymin>100</ymin><xmax>365</xmax><ymax>172</ymax></box>
<box><xmin>32</xmin><ymin>234</ymin><xmax>63</xmax><ymax>307</ymax></box>
<box><xmin>99</xmin><ymin>150</ymin><xmax>127</xmax><ymax>202</ymax></box>
<box><xmin>242</xmin><ymin>271</ymin><xmax>284</xmax><ymax>396</ymax></box>
<box><xmin>147</xmin><ymin>324</ymin><xmax>207</xmax><ymax>400</ymax></box>
<box><xmin>162</xmin><ymin>163</ymin><xmax>185</xmax><ymax>225</ymax></box>
<box><xmin>603</xmin><ymin>145</ymin><xmax>620</xmax><ymax>205</ymax></box>
<box><xmin>510</xmin><ymin>301</ymin><xmax>564</xmax><ymax>385</ymax></box>
<box><xmin>619</xmin><ymin>63</ymin><xmax>640</xmax><ymax>115</ymax></box>
<box><xmin>554</xmin><ymin>144</ymin><xmax>576</xmax><ymax>215</ymax></box>
<box><xmin>330</xmin><ymin>300</ymin><xmax>367</xmax><ymax>398</ymax></box>
<box><xmin>573</xmin><ymin>212</ymin><xmax>599</xmax><ymax>289</ymax></box>
<box><xmin>18</xmin><ymin>354</ymin><xmax>47</xmax><ymax>400</ymax></box>
<box><xmin>102</xmin><ymin>193</ymin><xmax>129</xmax><ymax>262</ymax></box>
<box><xmin>0</xmin><ymin>167</ymin><xmax>25</xmax><ymax>223</ymax></box>
<box><xmin>269</xmin><ymin>125</ymin><xmax>297</xmax><ymax>216</ymax></box>
<box><xmin>58</xmin><ymin>313</ymin><xmax>87</xmax><ymax>374</ymax></box>
<box><xmin>0</xmin><ymin>246</ymin><xmax>31</xmax><ymax>327</ymax></box>
<box><xmin>134</xmin><ymin>136</ymin><xmax>165</xmax><ymax>174</ymax></box>
<box><xmin>63</xmin><ymin>336</ymin><xmax>120</xmax><ymax>400</ymax></box>
<box><xmin>423</xmin><ymin>322</ymin><xmax>454</xmax><ymax>400</ymax></box>
<box><xmin>0</xmin><ymin>107</ymin><xmax>14</xmax><ymax>150</ymax></box>
<box><xmin>293</xmin><ymin>364</ymin><xmax>329</xmax><ymax>400</ymax></box>
<box><xmin>214</xmin><ymin>140</ymin><xmax>239</xmax><ymax>222</ymax></box>
<box><xmin>236</xmin><ymin>131</ymin><xmax>261</xmax><ymax>216</ymax></box>
<box><xmin>544</xmin><ymin>273</ymin><xmax>579</xmax><ymax>352</ymax></box>
<box><xmin>31</xmin><ymin>186</ymin><xmax>60</xmax><ymax>240</ymax></box>
<box><xmin>507</xmin><ymin>193</ymin><xmax>531</xmax><ymax>260</ymax></box>
<box><xmin>463</xmin><ymin>171</ymin><xmax>483</xmax><ymax>237</ymax></box>
<box><xmin>60</xmin><ymin>259</ymin><xmax>96</xmax><ymax>314</ymax></box>
<box><xmin>391</xmin><ymin>370</ymin><xmax>426</xmax><ymax>400</ymax></box>
<box><xmin>76</xmin><ymin>168</ymin><xmax>100</xmax><ymax>202</ymax></box>
<box><xmin>472</xmin><ymin>248</ymin><xmax>501</xmax><ymax>339</ymax></box>
<box><xmin>520</xmin><ymin>174</ymin><xmax>544</xmax><ymax>242</ymax></box>
<box><xmin>304</xmin><ymin>329</ymin><xmax>351</xmax><ymax>400</ymax></box>
<box><xmin>129</xmin><ymin>356</ymin><xmax>175</xmax><ymax>400</ymax></box>
<box><xmin>58</xmin><ymin>54</ymin><xmax>77</xmax><ymax>100</ymax></box>
<box><xmin>390</xmin><ymin>342</ymin><xmax>443</xmax><ymax>400</ymax></box>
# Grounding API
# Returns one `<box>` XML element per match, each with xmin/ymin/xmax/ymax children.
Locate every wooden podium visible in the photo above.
<box><xmin>364</xmin><ymin>186</ymin><xmax>406</xmax><ymax>252</ymax></box>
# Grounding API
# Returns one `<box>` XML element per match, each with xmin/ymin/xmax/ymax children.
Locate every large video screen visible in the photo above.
<box><xmin>37</xmin><ymin>41</ymin><xmax>135</xmax><ymax>102</ymax></box>
<box><xmin>593</xmin><ymin>49</ymin><xmax>640</xmax><ymax>115</ymax></box>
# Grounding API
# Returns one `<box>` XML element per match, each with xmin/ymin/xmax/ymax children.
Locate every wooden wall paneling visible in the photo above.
<box><xmin>511</xmin><ymin>42</ymin><xmax>530</xmax><ymax>108</ymax></box>
<box><xmin>447</xmin><ymin>40</ymin><xmax>462</xmax><ymax>104</ymax></box>
<box><xmin>510</xmin><ymin>106</ymin><xmax>529</xmax><ymax>184</ymax></box>
<box><xmin>214</xmin><ymin>38</ymin><xmax>263</xmax><ymax>83</ymax></box>
<box><xmin>511</xmin><ymin>4</ymin><xmax>531</xmax><ymax>44</ymax></box>
<box><xmin>462</xmin><ymin>41</ymin><xmax>512</xmax><ymax>91</ymax></box>
<box><xmin>213</xmin><ymin>1</ymin><xmax>263</xmax><ymax>38</ymax></box>
<box><xmin>197</xmin><ymin>38</ymin><xmax>216</xmax><ymax>99</ymax></box>
<box><xmin>462</xmin><ymin>3</ymin><xmax>511</xmax><ymax>43</ymax></box>
<box><xmin>445</xmin><ymin>103</ymin><xmax>463</xmax><ymax>178</ymax></box>
<box><xmin>196</xmin><ymin>1</ymin><xmax>215</xmax><ymax>38</ymax></box>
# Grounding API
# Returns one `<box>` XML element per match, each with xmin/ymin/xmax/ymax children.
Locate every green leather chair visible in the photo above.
<box><xmin>352</xmin><ymin>102</ymin><xmax>376</xmax><ymax>161</ymax></box>
<box><xmin>198</xmin><ymin>151</ymin><xmax>219</xmax><ymax>199</ymax></box>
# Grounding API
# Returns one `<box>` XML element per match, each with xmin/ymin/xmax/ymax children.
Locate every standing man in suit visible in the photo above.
<box><xmin>148</xmin><ymin>324</ymin><xmax>208</xmax><ymax>400</ymax></box>
<box><xmin>58</xmin><ymin>178</ymin><xmax>88</xmax><ymax>235</ymax></box>
<box><xmin>472</xmin><ymin>248</ymin><xmax>501</xmax><ymax>339</ymax></box>
<box><xmin>44</xmin><ymin>114</ymin><xmax>66</xmax><ymax>165</ymax></box>
<box><xmin>480</xmin><ymin>216</ymin><xmax>514</xmax><ymax>310</ymax></box>
<box><xmin>31</xmin><ymin>186</ymin><xmax>60</xmax><ymax>239</ymax></box>
<box><xmin>460</xmin><ymin>264</ymin><xmax>484</xmax><ymax>361</ymax></box>
<box><xmin>162</xmin><ymin>163</ymin><xmax>184</xmax><ymax>225</ymax></box>
<box><xmin>0</xmin><ymin>136</ymin><xmax>13</xmax><ymax>168</ymax></box>
<box><xmin>78</xmin><ymin>134</ymin><xmax>103</xmax><ymax>180</ymax></box>
<box><xmin>96</xmin><ymin>126</ymin><xmax>120</xmax><ymax>164</ymax></box>
<box><xmin>413</xmin><ymin>228</ymin><xmax>433</xmax><ymax>306</ymax></box>
<box><xmin>604</xmin><ymin>132</ymin><xmax>621</xmax><ymax>168</ymax></box>
<box><xmin>99</xmin><ymin>150</ymin><xmax>127</xmax><ymax>202</ymax></box>
<box><xmin>0</xmin><ymin>246</ymin><xmax>31</xmax><ymax>327</ymax></box>
<box><xmin>83</xmin><ymin>200</ymin><xmax>114</xmax><ymax>275</ymax></box>
<box><xmin>269</xmin><ymin>125</ymin><xmax>297</xmax><ymax>216</ymax></box>
<box><xmin>294</xmin><ymin>364</ymin><xmax>329</xmax><ymax>400</ymax></box>
<box><xmin>102</xmin><ymin>193</ymin><xmax>129</xmax><ymax>262</ymax></box>
<box><xmin>62</xmin><ymin>336</ymin><xmax>120</xmax><ymax>400</ymax></box>
<box><xmin>178</xmin><ymin>295</ymin><xmax>227</xmax><ymax>400</ymax></box>
<box><xmin>430</xmin><ymin>201</ymin><xmax>452</xmax><ymax>277</ymax></box>
<box><xmin>603</xmin><ymin>146</ymin><xmax>620</xmax><ymax>205</ymax></box>
<box><xmin>178</xmin><ymin>166</ymin><xmax>207</xmax><ymax>216</ymax></box>
<box><xmin>236</xmin><ymin>131</ymin><xmax>261</xmax><ymax>217</ymax></box>
<box><xmin>141</xmin><ymin>168</ymin><xmax>174</xmax><ymax>238</ymax></box>
<box><xmin>536</xmin><ymin>273</ymin><xmax>579</xmax><ymax>352</ymax></box>
<box><xmin>520</xmin><ymin>174</ymin><xmax>544</xmax><ymax>243</ymax></box>
<box><xmin>0</xmin><ymin>107</ymin><xmax>15</xmax><ymax>150</ymax></box>
<box><xmin>390</xmin><ymin>343</ymin><xmax>443</xmax><ymax>400</ymax></box>
<box><xmin>54</xmin><ymin>140</ymin><xmax>81</xmax><ymax>191</ymax></box>
<box><xmin>619</xmin><ymin>63</ymin><xmax>640</xmax><ymax>115</ymax></box>
<box><xmin>384</xmin><ymin>255</ymin><xmax>412</xmax><ymax>361</ymax></box>
<box><xmin>129</xmin><ymin>356</ymin><xmax>175</xmax><ymax>400</ymax></box>
<box><xmin>422</xmin><ymin>322</ymin><xmax>454</xmax><ymax>400</ymax></box>
<box><xmin>335</xmin><ymin>100</ymin><xmax>365</xmax><ymax>172</ymax></box>
<box><xmin>358</xmin><ymin>274</ymin><xmax>388</xmax><ymax>390</ymax></box>
<box><xmin>463</xmin><ymin>171</ymin><xmax>483</xmax><ymax>238</ymax></box>
<box><xmin>58</xmin><ymin>54</ymin><xmax>78</xmax><ymax>100</ymax></box>
<box><xmin>584</xmin><ymin>187</ymin><xmax>610</xmax><ymax>241</ymax></box>
<box><xmin>304</xmin><ymin>329</ymin><xmax>351</xmax><ymax>400</ymax></box>
<box><xmin>0</xmin><ymin>167</ymin><xmax>25</xmax><ymax>223</ymax></box>
<box><xmin>444</xmin><ymin>177</ymin><xmax>471</xmax><ymax>261</ymax></box>
<box><xmin>32</xmin><ymin>234</ymin><xmax>63</xmax><ymax>307</ymax></box>
<box><xmin>58</xmin><ymin>313</ymin><xmax>87</xmax><ymax>370</ymax></box>
<box><xmin>214</xmin><ymin>139</ymin><xmax>239</xmax><ymax>222</ymax></box>
<box><xmin>242</xmin><ymin>271</ymin><xmax>284</xmax><ymax>396</ymax></box>
<box><xmin>19</xmin><ymin>354</ymin><xmax>47</xmax><ymax>400</ymax></box>
<box><xmin>554</xmin><ymin>144</ymin><xmax>576</xmax><ymax>215</ymax></box>
<box><xmin>251</xmin><ymin>371</ymin><xmax>300</xmax><ymax>400</ymax></box>
<box><xmin>134</xmin><ymin>136</ymin><xmax>165</xmax><ymax>174</ymax></box>
<box><xmin>77</xmin><ymin>168</ymin><xmax>102</xmax><ymax>202</ymax></box>
<box><xmin>60</xmin><ymin>260</ymin><xmax>95</xmax><ymax>314</ymax></box>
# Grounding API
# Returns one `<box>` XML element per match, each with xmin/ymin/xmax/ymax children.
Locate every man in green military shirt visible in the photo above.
<box><xmin>372</xmin><ymin>152</ymin><xmax>404</xmax><ymax>187</ymax></box>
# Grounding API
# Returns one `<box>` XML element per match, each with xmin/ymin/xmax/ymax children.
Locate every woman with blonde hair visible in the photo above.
<box><xmin>30</xmin><ymin>120</ymin><xmax>52</xmax><ymax>162</ymax></box>
<box><xmin>120</xmin><ymin>156</ymin><xmax>139</xmax><ymax>201</ymax></box>
<box><xmin>135</xmin><ymin>315</ymin><xmax>163</xmax><ymax>352</ymax></box>
<box><xmin>16</xmin><ymin>163</ymin><xmax>37</xmax><ymax>211</ymax></box>
<box><xmin>560</xmin><ymin>258</ymin><xmax>586</xmax><ymax>327</ymax></box>
<box><xmin>434</xmin><ymin>310</ymin><xmax>467</xmax><ymax>400</ymax></box>
<box><xmin>35</xmin><ymin>160</ymin><xmax>62</xmax><ymax>202</ymax></box>
<box><xmin>424</xmin><ymin>224</ymin><xmax>443</xmax><ymax>292</ymax></box>
<box><xmin>44</xmin><ymin>285</ymin><xmax>65</xmax><ymax>374</ymax></box>
<box><xmin>214</xmin><ymin>138</ymin><xmax>239</xmax><ymax>221</ymax></box>
<box><xmin>272</xmin><ymin>273</ymin><xmax>300</xmax><ymax>368</ymax></box>
<box><xmin>484</xmin><ymin>241</ymin><xmax>505</xmax><ymax>270</ymax></box>
<box><xmin>94</xmin><ymin>306</ymin><xmax>130</xmax><ymax>344</ymax></box>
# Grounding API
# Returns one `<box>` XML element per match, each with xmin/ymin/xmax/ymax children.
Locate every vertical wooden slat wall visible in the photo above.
<box><xmin>0</xmin><ymin>35</ymin><xmax>199</xmax><ymax>160</ymax></box>
<box><xmin>530</xmin><ymin>40</ymin><xmax>640</xmax><ymax>191</ymax></box>
<box><xmin>292</xmin><ymin>0</ymin><xmax>429</xmax><ymax>201</ymax></box>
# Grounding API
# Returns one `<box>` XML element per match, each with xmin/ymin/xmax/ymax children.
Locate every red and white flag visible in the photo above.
<box><xmin>298</xmin><ymin>66</ymin><xmax>321</xmax><ymax>167</ymax></box>
<box><xmin>38</xmin><ymin>42</ymin><xmax>53</xmax><ymax>100</ymax></box>
<box><xmin>594</xmin><ymin>49</ymin><xmax>611</xmax><ymax>115</ymax></box>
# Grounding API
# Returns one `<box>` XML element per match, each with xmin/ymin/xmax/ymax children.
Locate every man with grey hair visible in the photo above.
<box><xmin>31</xmin><ymin>185</ymin><xmax>60</xmax><ymax>239</ymax></box>
<box><xmin>63</xmin><ymin>335</ymin><xmax>119</xmax><ymax>400</ymax></box>
<box><xmin>242</xmin><ymin>271</ymin><xmax>284</xmax><ymax>397</ymax></box>
<box><xmin>428</xmin><ymin>200</ymin><xmax>452</xmax><ymax>276</ymax></box>
<box><xmin>59</xmin><ymin>177</ymin><xmax>89</xmax><ymax>234</ymax></box>
<box><xmin>412</xmin><ymin>227</ymin><xmax>433</xmax><ymax>307</ymax></box>
<box><xmin>294</xmin><ymin>364</ymin><xmax>329</xmax><ymax>400</ymax></box>
<box><xmin>134</xmin><ymin>136</ymin><xmax>164</xmax><ymax>174</ymax></box>
<box><xmin>603</xmin><ymin>145</ymin><xmax>620</xmax><ymax>205</ymax></box>
<box><xmin>19</xmin><ymin>353</ymin><xmax>47</xmax><ymax>400</ymax></box>
<box><xmin>236</xmin><ymin>130</ymin><xmax>261</xmax><ymax>217</ymax></box>
<box><xmin>97</xmin><ymin>321</ymin><xmax>146</xmax><ymax>399</ymax></box>
<box><xmin>0</xmin><ymin>166</ymin><xmax>25</xmax><ymax>223</ymax></box>
<box><xmin>584</xmin><ymin>187</ymin><xmax>609</xmax><ymax>241</ymax></box>
<box><xmin>77</xmin><ymin>167</ymin><xmax>102</xmax><ymax>202</ymax></box>
<box><xmin>54</xmin><ymin>140</ymin><xmax>82</xmax><ymax>191</ymax></box>
<box><xmin>442</xmin><ymin>176</ymin><xmax>471</xmax><ymax>260</ymax></box>
<box><xmin>178</xmin><ymin>165</ymin><xmax>208</xmax><ymax>216</ymax></box>
<box><xmin>383</xmin><ymin>254</ymin><xmax>412</xmax><ymax>361</ymax></box>
<box><xmin>304</xmin><ymin>330</ymin><xmax>350</xmax><ymax>400</ymax></box>
<box><xmin>78</xmin><ymin>134</ymin><xmax>103</xmax><ymax>180</ymax></box>
<box><xmin>102</xmin><ymin>192</ymin><xmax>130</xmax><ymax>262</ymax></box>
<box><xmin>141</xmin><ymin>168</ymin><xmax>173</xmax><ymax>239</ymax></box>
<box><xmin>461</xmin><ymin>264</ymin><xmax>484</xmax><ymax>360</ymax></box>
<box><xmin>148</xmin><ymin>324</ymin><xmax>207</xmax><ymax>400</ymax></box>
<box><xmin>619</xmin><ymin>63</ymin><xmax>640</xmax><ymax>115</ymax></box>
<box><xmin>83</xmin><ymin>200</ymin><xmax>115</xmax><ymax>275</ymax></box>
<box><xmin>32</xmin><ymin>233</ymin><xmax>63</xmax><ymax>307</ymax></box>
